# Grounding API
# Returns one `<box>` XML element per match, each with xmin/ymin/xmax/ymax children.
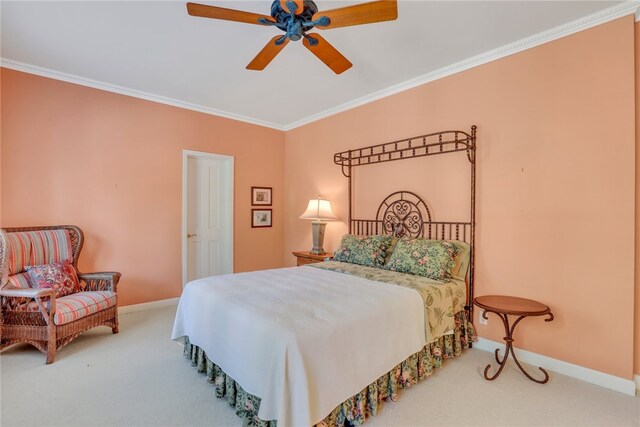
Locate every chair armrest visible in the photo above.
<box><xmin>0</xmin><ymin>287</ymin><xmax>55</xmax><ymax>299</ymax></box>
<box><xmin>0</xmin><ymin>287</ymin><xmax>56</xmax><ymax>324</ymax></box>
<box><xmin>78</xmin><ymin>272</ymin><xmax>121</xmax><ymax>292</ymax></box>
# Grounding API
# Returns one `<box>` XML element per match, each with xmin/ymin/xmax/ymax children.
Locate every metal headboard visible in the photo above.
<box><xmin>333</xmin><ymin>126</ymin><xmax>477</xmax><ymax>345</ymax></box>
<box><xmin>350</xmin><ymin>190</ymin><xmax>472</xmax><ymax>243</ymax></box>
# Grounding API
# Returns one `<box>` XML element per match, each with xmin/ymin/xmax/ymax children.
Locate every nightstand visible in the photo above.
<box><xmin>292</xmin><ymin>251</ymin><xmax>333</xmax><ymax>266</ymax></box>
<box><xmin>474</xmin><ymin>295</ymin><xmax>554</xmax><ymax>384</ymax></box>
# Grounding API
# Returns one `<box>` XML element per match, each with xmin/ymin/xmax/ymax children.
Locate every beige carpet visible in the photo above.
<box><xmin>1</xmin><ymin>306</ymin><xmax>638</xmax><ymax>427</ymax></box>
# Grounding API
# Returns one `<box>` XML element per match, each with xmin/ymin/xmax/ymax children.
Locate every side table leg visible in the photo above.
<box><xmin>510</xmin><ymin>350</ymin><xmax>549</xmax><ymax>384</ymax></box>
<box><xmin>507</xmin><ymin>313</ymin><xmax>554</xmax><ymax>384</ymax></box>
<box><xmin>483</xmin><ymin>311</ymin><xmax>511</xmax><ymax>381</ymax></box>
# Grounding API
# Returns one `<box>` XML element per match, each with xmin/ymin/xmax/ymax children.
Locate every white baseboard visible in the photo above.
<box><xmin>118</xmin><ymin>297</ymin><xmax>179</xmax><ymax>315</ymax></box>
<box><xmin>474</xmin><ymin>337</ymin><xmax>636</xmax><ymax>396</ymax></box>
<box><xmin>635</xmin><ymin>375</ymin><xmax>640</xmax><ymax>392</ymax></box>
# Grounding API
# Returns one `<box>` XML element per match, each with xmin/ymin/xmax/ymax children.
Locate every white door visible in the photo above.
<box><xmin>183</xmin><ymin>152</ymin><xmax>233</xmax><ymax>286</ymax></box>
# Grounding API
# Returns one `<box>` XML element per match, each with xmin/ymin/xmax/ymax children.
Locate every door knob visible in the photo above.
<box><xmin>187</xmin><ymin>233</ymin><xmax>197</xmax><ymax>238</ymax></box>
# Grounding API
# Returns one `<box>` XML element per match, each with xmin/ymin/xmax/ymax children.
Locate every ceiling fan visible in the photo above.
<box><xmin>186</xmin><ymin>0</ymin><xmax>398</xmax><ymax>74</ymax></box>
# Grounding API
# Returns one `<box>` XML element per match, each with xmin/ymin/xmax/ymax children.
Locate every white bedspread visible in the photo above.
<box><xmin>171</xmin><ymin>266</ymin><xmax>426</xmax><ymax>427</ymax></box>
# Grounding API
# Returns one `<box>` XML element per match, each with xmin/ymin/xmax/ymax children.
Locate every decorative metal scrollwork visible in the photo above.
<box><xmin>376</xmin><ymin>191</ymin><xmax>431</xmax><ymax>238</ymax></box>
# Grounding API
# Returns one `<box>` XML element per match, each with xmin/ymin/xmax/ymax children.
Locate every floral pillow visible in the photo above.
<box><xmin>25</xmin><ymin>260</ymin><xmax>80</xmax><ymax>298</ymax></box>
<box><xmin>384</xmin><ymin>238</ymin><xmax>459</xmax><ymax>281</ymax></box>
<box><xmin>332</xmin><ymin>234</ymin><xmax>393</xmax><ymax>268</ymax></box>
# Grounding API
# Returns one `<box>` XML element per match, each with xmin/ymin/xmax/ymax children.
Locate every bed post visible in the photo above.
<box><xmin>468</xmin><ymin>125</ymin><xmax>477</xmax><ymax>348</ymax></box>
<box><xmin>348</xmin><ymin>151</ymin><xmax>353</xmax><ymax>234</ymax></box>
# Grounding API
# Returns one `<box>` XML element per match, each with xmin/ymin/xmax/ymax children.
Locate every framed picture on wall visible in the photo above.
<box><xmin>251</xmin><ymin>187</ymin><xmax>272</xmax><ymax>206</ymax></box>
<box><xmin>252</xmin><ymin>209</ymin><xmax>272</xmax><ymax>228</ymax></box>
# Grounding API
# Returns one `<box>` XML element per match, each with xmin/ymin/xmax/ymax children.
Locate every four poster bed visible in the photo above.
<box><xmin>172</xmin><ymin>125</ymin><xmax>478</xmax><ymax>427</ymax></box>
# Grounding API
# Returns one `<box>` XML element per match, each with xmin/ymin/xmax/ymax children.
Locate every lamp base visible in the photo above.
<box><xmin>310</xmin><ymin>221</ymin><xmax>327</xmax><ymax>255</ymax></box>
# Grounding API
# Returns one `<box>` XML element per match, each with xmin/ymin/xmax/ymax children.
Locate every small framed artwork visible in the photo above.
<box><xmin>251</xmin><ymin>186</ymin><xmax>272</xmax><ymax>206</ymax></box>
<box><xmin>252</xmin><ymin>209</ymin><xmax>272</xmax><ymax>228</ymax></box>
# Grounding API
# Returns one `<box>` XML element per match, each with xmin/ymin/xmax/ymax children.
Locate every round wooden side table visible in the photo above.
<box><xmin>473</xmin><ymin>295</ymin><xmax>554</xmax><ymax>384</ymax></box>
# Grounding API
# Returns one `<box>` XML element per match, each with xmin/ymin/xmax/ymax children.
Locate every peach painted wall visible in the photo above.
<box><xmin>285</xmin><ymin>17</ymin><xmax>636</xmax><ymax>379</ymax></box>
<box><xmin>1</xmin><ymin>68</ymin><xmax>285</xmax><ymax>306</ymax></box>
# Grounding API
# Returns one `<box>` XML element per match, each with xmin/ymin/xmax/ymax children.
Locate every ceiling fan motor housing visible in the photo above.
<box><xmin>269</xmin><ymin>0</ymin><xmax>325</xmax><ymax>42</ymax></box>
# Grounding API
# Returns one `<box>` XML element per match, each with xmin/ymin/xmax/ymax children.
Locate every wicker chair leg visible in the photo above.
<box><xmin>46</xmin><ymin>325</ymin><xmax>56</xmax><ymax>364</ymax></box>
<box><xmin>112</xmin><ymin>312</ymin><xmax>119</xmax><ymax>334</ymax></box>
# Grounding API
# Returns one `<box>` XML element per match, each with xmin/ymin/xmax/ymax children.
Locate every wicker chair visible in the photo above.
<box><xmin>0</xmin><ymin>225</ymin><xmax>121</xmax><ymax>364</ymax></box>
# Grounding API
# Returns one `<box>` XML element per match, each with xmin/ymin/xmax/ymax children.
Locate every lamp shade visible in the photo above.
<box><xmin>299</xmin><ymin>198</ymin><xmax>337</xmax><ymax>221</ymax></box>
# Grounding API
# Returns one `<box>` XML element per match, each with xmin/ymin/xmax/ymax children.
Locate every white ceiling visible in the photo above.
<box><xmin>1</xmin><ymin>1</ymin><xmax>630</xmax><ymax>129</ymax></box>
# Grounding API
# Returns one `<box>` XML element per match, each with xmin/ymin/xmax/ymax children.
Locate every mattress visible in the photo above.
<box><xmin>172</xmin><ymin>263</ymin><xmax>466</xmax><ymax>426</ymax></box>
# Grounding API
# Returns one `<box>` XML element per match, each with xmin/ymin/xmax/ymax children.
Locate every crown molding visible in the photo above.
<box><xmin>283</xmin><ymin>2</ymin><xmax>640</xmax><ymax>130</ymax></box>
<box><xmin>2</xmin><ymin>2</ymin><xmax>638</xmax><ymax>131</ymax></box>
<box><xmin>0</xmin><ymin>58</ymin><xmax>286</xmax><ymax>131</ymax></box>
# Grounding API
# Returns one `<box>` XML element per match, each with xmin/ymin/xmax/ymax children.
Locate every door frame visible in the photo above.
<box><xmin>182</xmin><ymin>150</ymin><xmax>234</xmax><ymax>287</ymax></box>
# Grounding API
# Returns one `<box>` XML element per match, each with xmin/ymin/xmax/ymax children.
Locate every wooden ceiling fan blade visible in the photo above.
<box><xmin>186</xmin><ymin>3</ymin><xmax>275</xmax><ymax>25</ymax></box>
<box><xmin>313</xmin><ymin>0</ymin><xmax>397</xmax><ymax>29</ymax></box>
<box><xmin>302</xmin><ymin>34</ymin><xmax>352</xmax><ymax>75</ymax></box>
<box><xmin>246</xmin><ymin>36</ymin><xmax>290</xmax><ymax>71</ymax></box>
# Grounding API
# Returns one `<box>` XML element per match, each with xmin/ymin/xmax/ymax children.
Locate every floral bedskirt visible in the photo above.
<box><xmin>184</xmin><ymin>311</ymin><xmax>476</xmax><ymax>427</ymax></box>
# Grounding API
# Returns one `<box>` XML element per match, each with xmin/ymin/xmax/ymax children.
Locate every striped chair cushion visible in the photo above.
<box><xmin>53</xmin><ymin>291</ymin><xmax>116</xmax><ymax>325</ymax></box>
<box><xmin>26</xmin><ymin>291</ymin><xmax>116</xmax><ymax>325</ymax></box>
<box><xmin>7</xmin><ymin>230</ymin><xmax>73</xmax><ymax>276</ymax></box>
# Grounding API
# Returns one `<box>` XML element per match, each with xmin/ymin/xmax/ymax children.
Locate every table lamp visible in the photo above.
<box><xmin>299</xmin><ymin>196</ymin><xmax>337</xmax><ymax>255</ymax></box>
